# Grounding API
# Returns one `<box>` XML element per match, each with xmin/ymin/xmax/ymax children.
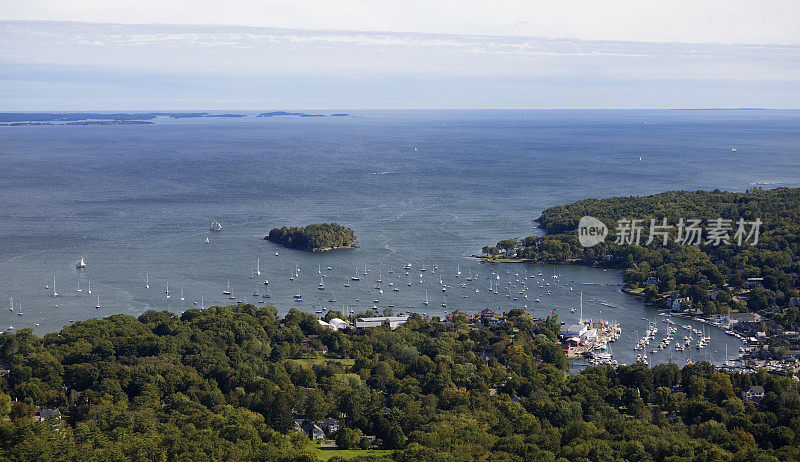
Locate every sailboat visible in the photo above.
<box><xmin>456</xmin><ymin>264</ymin><xmax>461</xmax><ymax>277</ymax></box>
<box><xmin>222</xmin><ymin>280</ymin><xmax>231</xmax><ymax>295</ymax></box>
<box><xmin>145</xmin><ymin>274</ymin><xmax>149</xmax><ymax>289</ymax></box>
<box><xmin>8</xmin><ymin>298</ymin><xmax>13</xmax><ymax>312</ymax></box>
<box><xmin>76</xmin><ymin>280</ymin><xmax>82</xmax><ymax>293</ymax></box>
<box><xmin>424</xmin><ymin>290</ymin><xmax>429</xmax><ymax>306</ymax></box>
<box><xmin>76</xmin><ymin>257</ymin><xmax>86</xmax><ymax>269</ymax></box>
<box><xmin>16</xmin><ymin>302</ymin><xmax>22</xmax><ymax>316</ymax></box>
<box><xmin>351</xmin><ymin>267</ymin><xmax>360</xmax><ymax>281</ymax></box>
<box><xmin>87</xmin><ymin>281</ymin><xmax>92</xmax><ymax>295</ymax></box>
<box><xmin>180</xmin><ymin>286</ymin><xmax>185</xmax><ymax>301</ymax></box>
<box><xmin>257</xmin><ymin>259</ymin><xmax>261</xmax><ymax>277</ymax></box>
<box><xmin>210</xmin><ymin>220</ymin><xmax>223</xmax><ymax>231</ymax></box>
<box><xmin>53</xmin><ymin>277</ymin><xmax>58</xmax><ymax>298</ymax></box>
<box><xmin>165</xmin><ymin>284</ymin><xmax>170</xmax><ymax>299</ymax></box>
<box><xmin>205</xmin><ymin>237</ymin><xmax>210</xmax><ymax>244</ymax></box>
<box><xmin>95</xmin><ymin>295</ymin><xmax>101</xmax><ymax>309</ymax></box>
<box><xmin>363</xmin><ymin>262</ymin><xmax>368</xmax><ymax>275</ymax></box>
<box><xmin>376</xmin><ymin>270</ymin><xmax>382</xmax><ymax>283</ymax></box>
<box><xmin>318</xmin><ymin>277</ymin><xmax>325</xmax><ymax>290</ymax></box>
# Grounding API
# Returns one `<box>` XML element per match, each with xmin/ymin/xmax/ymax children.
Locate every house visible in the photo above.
<box><xmin>293</xmin><ymin>419</ymin><xmax>305</xmax><ymax>433</ymax></box>
<box><xmin>38</xmin><ymin>408</ymin><xmax>61</xmax><ymax>421</ymax></box>
<box><xmin>742</xmin><ymin>385</ymin><xmax>765</xmax><ymax>402</ymax></box>
<box><xmin>320</xmin><ymin>418</ymin><xmax>339</xmax><ymax>434</ymax></box>
<box><xmin>446</xmin><ymin>309</ymin><xmax>473</xmax><ymax>321</ymax></box>
<box><xmin>476</xmin><ymin>309</ymin><xmax>501</xmax><ymax>322</ymax></box>
<box><xmin>667</xmin><ymin>295</ymin><xmax>690</xmax><ymax>312</ymax></box>
<box><xmin>302</xmin><ymin>421</ymin><xmax>325</xmax><ymax>440</ymax></box>
<box><xmin>746</xmin><ymin>278</ymin><xmax>764</xmax><ymax>289</ymax></box>
<box><xmin>643</xmin><ymin>276</ymin><xmax>658</xmax><ymax>286</ymax></box>
<box><xmin>729</xmin><ymin>312</ymin><xmax>762</xmax><ymax>324</ymax></box>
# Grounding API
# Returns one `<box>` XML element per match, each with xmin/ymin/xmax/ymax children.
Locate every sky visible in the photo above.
<box><xmin>1</xmin><ymin>1</ymin><xmax>798</xmax><ymax>109</ymax></box>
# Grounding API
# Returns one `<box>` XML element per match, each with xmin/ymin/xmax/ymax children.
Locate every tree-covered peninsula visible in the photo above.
<box><xmin>1</xmin><ymin>305</ymin><xmax>798</xmax><ymax>460</ymax></box>
<box><xmin>484</xmin><ymin>188</ymin><xmax>800</xmax><ymax>330</ymax></box>
<box><xmin>266</xmin><ymin>223</ymin><xmax>356</xmax><ymax>251</ymax></box>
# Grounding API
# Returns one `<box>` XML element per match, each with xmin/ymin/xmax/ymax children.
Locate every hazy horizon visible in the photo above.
<box><xmin>2</xmin><ymin>19</ymin><xmax>799</xmax><ymax>110</ymax></box>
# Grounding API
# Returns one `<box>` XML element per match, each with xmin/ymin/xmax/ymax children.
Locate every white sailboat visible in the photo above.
<box><xmin>76</xmin><ymin>257</ymin><xmax>86</xmax><ymax>269</ymax></box>
<box><xmin>76</xmin><ymin>280</ymin><xmax>82</xmax><ymax>293</ymax></box>
<box><xmin>424</xmin><ymin>290</ymin><xmax>429</xmax><ymax>306</ymax></box>
<box><xmin>165</xmin><ymin>284</ymin><xmax>170</xmax><ymax>299</ymax></box>
<box><xmin>145</xmin><ymin>274</ymin><xmax>149</xmax><ymax>289</ymax></box>
<box><xmin>95</xmin><ymin>295</ymin><xmax>101</xmax><ymax>309</ymax></box>
<box><xmin>87</xmin><ymin>281</ymin><xmax>92</xmax><ymax>295</ymax></box>
<box><xmin>257</xmin><ymin>259</ymin><xmax>261</xmax><ymax>277</ymax></box>
<box><xmin>180</xmin><ymin>286</ymin><xmax>185</xmax><ymax>301</ymax></box>
<box><xmin>222</xmin><ymin>280</ymin><xmax>231</xmax><ymax>295</ymax></box>
<box><xmin>456</xmin><ymin>264</ymin><xmax>460</xmax><ymax>277</ymax></box>
<box><xmin>53</xmin><ymin>277</ymin><xmax>58</xmax><ymax>298</ymax></box>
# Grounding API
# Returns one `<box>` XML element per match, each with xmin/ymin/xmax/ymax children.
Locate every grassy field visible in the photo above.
<box><xmin>306</xmin><ymin>445</ymin><xmax>393</xmax><ymax>461</ymax></box>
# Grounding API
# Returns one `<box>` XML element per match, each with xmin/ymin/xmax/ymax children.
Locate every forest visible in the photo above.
<box><xmin>266</xmin><ymin>223</ymin><xmax>356</xmax><ymax>252</ymax></box>
<box><xmin>484</xmin><ymin>188</ymin><xmax>800</xmax><ymax>329</ymax></box>
<box><xmin>1</xmin><ymin>304</ymin><xmax>798</xmax><ymax>461</ymax></box>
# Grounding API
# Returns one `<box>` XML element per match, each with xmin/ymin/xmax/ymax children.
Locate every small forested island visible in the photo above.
<box><xmin>266</xmin><ymin>223</ymin><xmax>356</xmax><ymax>251</ymax></box>
<box><xmin>1</xmin><ymin>305</ymin><xmax>798</xmax><ymax>460</ymax></box>
<box><xmin>484</xmin><ymin>187</ymin><xmax>800</xmax><ymax>332</ymax></box>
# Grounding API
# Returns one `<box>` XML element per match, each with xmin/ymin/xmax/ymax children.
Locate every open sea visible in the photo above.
<box><xmin>1</xmin><ymin>109</ymin><xmax>799</xmax><ymax>368</ymax></box>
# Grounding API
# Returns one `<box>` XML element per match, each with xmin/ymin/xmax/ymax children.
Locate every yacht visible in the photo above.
<box><xmin>76</xmin><ymin>257</ymin><xmax>86</xmax><ymax>269</ymax></box>
<box><xmin>222</xmin><ymin>280</ymin><xmax>231</xmax><ymax>295</ymax></box>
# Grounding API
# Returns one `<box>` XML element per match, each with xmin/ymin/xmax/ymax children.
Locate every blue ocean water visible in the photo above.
<box><xmin>1</xmin><ymin>109</ymin><xmax>798</xmax><ymax>367</ymax></box>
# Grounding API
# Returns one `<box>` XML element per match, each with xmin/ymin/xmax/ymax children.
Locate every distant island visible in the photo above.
<box><xmin>257</xmin><ymin>111</ymin><xmax>350</xmax><ymax>118</ymax></box>
<box><xmin>0</xmin><ymin>112</ymin><xmax>246</xmax><ymax>125</ymax></box>
<box><xmin>265</xmin><ymin>223</ymin><xmax>356</xmax><ymax>251</ymax></box>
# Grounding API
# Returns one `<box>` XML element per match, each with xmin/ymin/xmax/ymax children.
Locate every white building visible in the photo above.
<box><xmin>354</xmin><ymin>315</ymin><xmax>409</xmax><ymax>330</ymax></box>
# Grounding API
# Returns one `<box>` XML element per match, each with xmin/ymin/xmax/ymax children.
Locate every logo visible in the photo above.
<box><xmin>578</xmin><ymin>216</ymin><xmax>608</xmax><ymax>247</ymax></box>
